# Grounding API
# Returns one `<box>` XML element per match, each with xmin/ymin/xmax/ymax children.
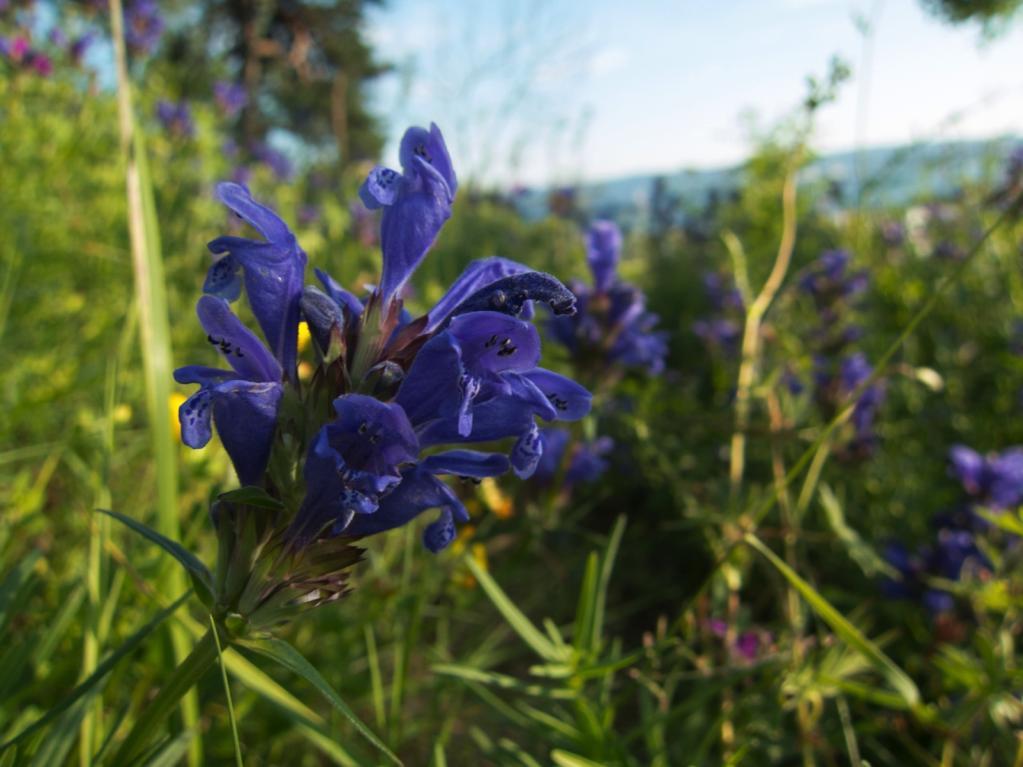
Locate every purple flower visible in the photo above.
<box><xmin>204</xmin><ymin>183</ymin><xmax>308</xmax><ymax>381</ymax></box>
<box><xmin>174</xmin><ymin>296</ymin><xmax>284</xmax><ymax>486</ymax></box>
<box><xmin>214</xmin><ymin>80</ymin><xmax>247</xmax><ymax>118</ymax></box>
<box><xmin>360</xmin><ymin>123</ymin><xmax>458</xmax><ymax>306</ymax></box>
<box><xmin>532</xmin><ymin>428</ymin><xmax>612</xmax><ymax>485</ymax></box>
<box><xmin>948</xmin><ymin>444</ymin><xmax>1023</xmax><ymax>510</ymax></box>
<box><xmin>124</xmin><ymin>0</ymin><xmax>164</xmax><ymax>56</ymax></box>
<box><xmin>252</xmin><ymin>141</ymin><xmax>293</xmax><ymax>181</ymax></box>
<box><xmin>70</xmin><ymin>32</ymin><xmax>95</xmax><ymax>64</ymax></box>
<box><xmin>548</xmin><ymin>221</ymin><xmax>667</xmax><ymax>375</ymax></box>
<box><xmin>29</xmin><ymin>53</ymin><xmax>52</xmax><ymax>76</ymax></box>
<box><xmin>177</xmin><ymin>123</ymin><xmax>590</xmax><ymax>556</ymax></box>
<box><xmin>586</xmin><ymin>220</ymin><xmax>622</xmax><ymax>293</ymax></box>
<box><xmin>155</xmin><ymin>100</ymin><xmax>194</xmax><ymax>138</ymax></box>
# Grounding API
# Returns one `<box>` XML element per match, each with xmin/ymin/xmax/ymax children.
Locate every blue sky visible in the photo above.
<box><xmin>366</xmin><ymin>0</ymin><xmax>1023</xmax><ymax>188</ymax></box>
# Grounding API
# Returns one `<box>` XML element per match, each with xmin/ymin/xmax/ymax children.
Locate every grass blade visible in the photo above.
<box><xmin>210</xmin><ymin>616</ymin><xmax>243</xmax><ymax>767</ymax></box>
<box><xmin>465</xmin><ymin>554</ymin><xmax>559</xmax><ymax>661</ymax></box>
<box><xmin>97</xmin><ymin>509</ymin><xmax>213</xmax><ymax>604</ymax></box>
<box><xmin>745</xmin><ymin>532</ymin><xmax>920</xmax><ymax>707</ymax></box>
<box><xmin>108</xmin><ymin>0</ymin><xmax>197</xmax><ymax>759</ymax></box>
<box><xmin>0</xmin><ymin>592</ymin><xmax>191</xmax><ymax>752</ymax></box>
<box><xmin>239</xmin><ymin>637</ymin><xmax>402</xmax><ymax>766</ymax></box>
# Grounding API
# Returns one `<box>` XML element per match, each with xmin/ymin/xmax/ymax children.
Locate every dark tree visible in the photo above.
<box><xmin>163</xmin><ymin>0</ymin><xmax>386</xmax><ymax>169</ymax></box>
<box><xmin>921</xmin><ymin>0</ymin><xmax>1023</xmax><ymax>32</ymax></box>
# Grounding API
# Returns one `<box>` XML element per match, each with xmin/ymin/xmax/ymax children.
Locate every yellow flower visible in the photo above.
<box><xmin>168</xmin><ymin>393</ymin><xmax>186</xmax><ymax>440</ymax></box>
<box><xmin>297</xmin><ymin>321</ymin><xmax>312</xmax><ymax>352</ymax></box>
<box><xmin>479</xmin><ymin>477</ymin><xmax>514</xmax><ymax>519</ymax></box>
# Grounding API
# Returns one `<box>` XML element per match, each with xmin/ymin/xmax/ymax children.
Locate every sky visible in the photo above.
<box><xmin>366</xmin><ymin>0</ymin><xmax>1023</xmax><ymax>188</ymax></box>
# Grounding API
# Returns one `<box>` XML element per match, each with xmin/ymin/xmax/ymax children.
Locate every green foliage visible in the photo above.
<box><xmin>3</xmin><ymin>19</ymin><xmax>1023</xmax><ymax>766</ymax></box>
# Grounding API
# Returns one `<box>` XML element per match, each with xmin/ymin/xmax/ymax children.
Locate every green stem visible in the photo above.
<box><xmin>111</xmin><ymin>629</ymin><xmax>220</xmax><ymax>766</ymax></box>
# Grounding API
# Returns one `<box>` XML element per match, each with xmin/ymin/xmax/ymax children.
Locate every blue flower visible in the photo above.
<box><xmin>182</xmin><ymin>123</ymin><xmax>590</xmax><ymax>556</ymax></box>
<box><xmin>124</xmin><ymin>0</ymin><xmax>163</xmax><ymax>55</ymax></box>
<box><xmin>359</xmin><ymin>124</ymin><xmax>458</xmax><ymax>306</ymax></box>
<box><xmin>295</xmin><ymin>258</ymin><xmax>589</xmax><ymax>549</ymax></box>
<box><xmin>155</xmin><ymin>100</ymin><xmax>194</xmax><ymax>138</ymax></box>
<box><xmin>548</xmin><ymin>220</ymin><xmax>667</xmax><ymax>375</ymax></box>
<box><xmin>533</xmin><ymin>428</ymin><xmax>613</xmax><ymax>485</ymax></box>
<box><xmin>948</xmin><ymin>444</ymin><xmax>1023</xmax><ymax>510</ymax></box>
<box><xmin>174</xmin><ymin>296</ymin><xmax>284</xmax><ymax>486</ymax></box>
<box><xmin>214</xmin><ymin>81</ymin><xmax>247</xmax><ymax>118</ymax></box>
<box><xmin>204</xmin><ymin>183</ymin><xmax>308</xmax><ymax>380</ymax></box>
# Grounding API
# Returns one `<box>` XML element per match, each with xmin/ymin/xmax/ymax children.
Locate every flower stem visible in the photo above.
<box><xmin>111</xmin><ymin>629</ymin><xmax>220</xmax><ymax>766</ymax></box>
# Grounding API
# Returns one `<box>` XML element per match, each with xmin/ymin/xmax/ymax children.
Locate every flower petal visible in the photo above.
<box><xmin>300</xmin><ymin>286</ymin><xmax>345</xmax><ymax>354</ymax></box>
<box><xmin>521</xmin><ymin>368</ymin><xmax>592</xmax><ymax>421</ymax></box>
<box><xmin>344</xmin><ymin>465</ymin><xmax>468</xmax><ymax>547</ymax></box>
<box><xmin>207</xmin><ymin>236</ymin><xmax>305</xmax><ymax>378</ymax></box>
<box><xmin>425</xmin><ymin>256</ymin><xmax>531</xmax><ymax>332</ymax></box>
<box><xmin>448</xmin><ymin>311</ymin><xmax>541</xmax><ymax>374</ymax></box>
<box><xmin>203</xmin><ymin>252</ymin><xmax>242</xmax><ymax>301</ymax></box>
<box><xmin>315</xmin><ymin>268</ymin><xmax>365</xmax><ymax>317</ymax></box>
<box><xmin>448</xmin><ymin>271</ymin><xmax>576</xmax><ymax>321</ymax></box>
<box><xmin>210</xmin><ymin>379</ymin><xmax>283</xmax><ymax>486</ymax></box>
<box><xmin>400</xmin><ymin>123</ymin><xmax>457</xmax><ymax>199</ymax></box>
<box><xmin>215</xmin><ymin>182</ymin><xmax>294</xmax><ymax>245</ymax></box>
<box><xmin>511</xmin><ymin>422</ymin><xmax>543</xmax><ymax>479</ymax></box>
<box><xmin>423</xmin><ymin>508</ymin><xmax>456</xmax><ymax>554</ymax></box>
<box><xmin>196</xmin><ymin>296</ymin><xmax>281</xmax><ymax>383</ymax></box>
<box><xmin>378</xmin><ymin>183</ymin><xmax>453</xmax><ymax>304</ymax></box>
<box><xmin>420</xmin><ymin>450</ymin><xmax>510</xmax><ymax>478</ymax></box>
<box><xmin>359</xmin><ymin>165</ymin><xmax>403</xmax><ymax>209</ymax></box>
<box><xmin>178</xmin><ymin>389</ymin><xmax>213</xmax><ymax>448</ymax></box>
<box><xmin>586</xmin><ymin>220</ymin><xmax>622</xmax><ymax>292</ymax></box>
<box><xmin>395</xmin><ymin>331</ymin><xmax>466</xmax><ymax>429</ymax></box>
<box><xmin>329</xmin><ymin>394</ymin><xmax>420</xmax><ymax>478</ymax></box>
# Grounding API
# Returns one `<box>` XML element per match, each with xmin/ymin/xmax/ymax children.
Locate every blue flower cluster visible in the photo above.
<box><xmin>801</xmin><ymin>249</ymin><xmax>884</xmax><ymax>460</ymax></box>
<box><xmin>693</xmin><ymin>272</ymin><xmax>743</xmax><ymax>354</ymax></box>
<box><xmin>883</xmin><ymin>444</ymin><xmax>1023</xmax><ymax>615</ymax></box>
<box><xmin>156</xmin><ymin>100</ymin><xmax>194</xmax><ymax>138</ymax></box>
<box><xmin>533</xmin><ymin>428</ymin><xmax>614</xmax><ymax>487</ymax></box>
<box><xmin>177</xmin><ymin>124</ymin><xmax>591</xmax><ymax>553</ymax></box>
<box><xmin>547</xmin><ymin>221</ymin><xmax>667</xmax><ymax>376</ymax></box>
<box><xmin>124</xmin><ymin>0</ymin><xmax>163</xmax><ymax>56</ymax></box>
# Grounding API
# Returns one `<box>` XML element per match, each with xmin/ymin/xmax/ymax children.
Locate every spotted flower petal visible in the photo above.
<box><xmin>196</xmin><ymin>295</ymin><xmax>282</xmax><ymax>383</ymax></box>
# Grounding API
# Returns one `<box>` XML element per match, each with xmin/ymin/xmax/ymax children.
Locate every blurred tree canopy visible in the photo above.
<box><xmin>164</xmin><ymin>0</ymin><xmax>386</xmax><ymax>167</ymax></box>
<box><xmin>922</xmin><ymin>0</ymin><xmax>1023</xmax><ymax>32</ymax></box>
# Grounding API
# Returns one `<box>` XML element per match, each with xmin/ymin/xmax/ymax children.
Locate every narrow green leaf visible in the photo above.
<box><xmin>97</xmin><ymin>509</ymin><xmax>213</xmax><ymax>604</ymax></box>
<box><xmin>592</xmin><ymin>515</ymin><xmax>626</xmax><ymax>650</ymax></box>
<box><xmin>210</xmin><ymin>616</ymin><xmax>243</xmax><ymax>767</ymax></box>
<box><xmin>977</xmin><ymin>508</ymin><xmax>1023</xmax><ymax>537</ymax></box>
<box><xmin>239</xmin><ymin>637</ymin><xmax>402</xmax><ymax>766</ymax></box>
<box><xmin>28</xmin><ymin>698</ymin><xmax>89</xmax><ymax>767</ymax></box>
<box><xmin>432</xmin><ymin>663</ymin><xmax>575</xmax><ymax>699</ymax></box>
<box><xmin>217</xmin><ymin>487</ymin><xmax>286</xmax><ymax>511</ymax></box>
<box><xmin>140</xmin><ymin>732</ymin><xmax>194</xmax><ymax>767</ymax></box>
<box><xmin>0</xmin><ymin>592</ymin><xmax>191</xmax><ymax>752</ymax></box>
<box><xmin>573</xmin><ymin>553</ymin><xmax>600</xmax><ymax>654</ymax></box>
<box><xmin>745</xmin><ymin>533</ymin><xmax>920</xmax><ymax>706</ymax></box>
<box><xmin>0</xmin><ymin>550</ymin><xmax>40</xmax><ymax>632</ymax></box>
<box><xmin>551</xmin><ymin>750</ymin><xmax>605</xmax><ymax>767</ymax></box>
<box><xmin>465</xmin><ymin>554</ymin><xmax>559</xmax><ymax>661</ymax></box>
<box><xmin>819</xmin><ymin>485</ymin><xmax>895</xmax><ymax>578</ymax></box>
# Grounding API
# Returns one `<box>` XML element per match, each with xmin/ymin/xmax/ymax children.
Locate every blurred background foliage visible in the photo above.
<box><xmin>3</xmin><ymin>0</ymin><xmax>1023</xmax><ymax>765</ymax></box>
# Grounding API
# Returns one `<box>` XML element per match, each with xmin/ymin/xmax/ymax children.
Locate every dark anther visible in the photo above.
<box><xmin>358</xmin><ymin>422</ymin><xmax>369</xmax><ymax>435</ymax></box>
<box><xmin>484</xmin><ymin>334</ymin><xmax>498</xmax><ymax>348</ymax></box>
<box><xmin>548</xmin><ymin>394</ymin><xmax>568</xmax><ymax>411</ymax></box>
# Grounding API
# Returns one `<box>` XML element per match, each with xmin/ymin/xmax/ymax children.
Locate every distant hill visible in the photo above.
<box><xmin>512</xmin><ymin>137</ymin><xmax>1020</xmax><ymax>229</ymax></box>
